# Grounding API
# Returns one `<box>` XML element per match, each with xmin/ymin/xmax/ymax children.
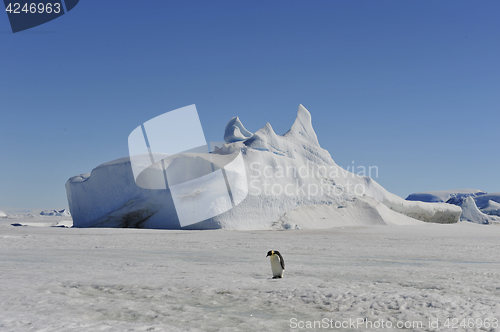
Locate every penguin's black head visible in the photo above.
<box><xmin>266</xmin><ymin>250</ymin><xmax>274</xmax><ymax>257</ymax></box>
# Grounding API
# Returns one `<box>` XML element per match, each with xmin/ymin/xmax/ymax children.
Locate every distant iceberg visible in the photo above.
<box><xmin>474</xmin><ymin>193</ymin><xmax>500</xmax><ymax>217</ymax></box>
<box><xmin>40</xmin><ymin>209</ymin><xmax>71</xmax><ymax>217</ymax></box>
<box><xmin>66</xmin><ymin>105</ymin><xmax>461</xmax><ymax>229</ymax></box>
<box><xmin>406</xmin><ymin>190</ymin><xmax>500</xmax><ymax>224</ymax></box>
<box><xmin>406</xmin><ymin>189</ymin><xmax>487</xmax><ymax>203</ymax></box>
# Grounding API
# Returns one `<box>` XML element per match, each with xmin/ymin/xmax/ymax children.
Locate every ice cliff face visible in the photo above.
<box><xmin>66</xmin><ymin>105</ymin><xmax>461</xmax><ymax>229</ymax></box>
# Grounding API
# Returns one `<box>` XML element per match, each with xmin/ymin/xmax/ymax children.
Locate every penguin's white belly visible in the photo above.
<box><xmin>270</xmin><ymin>255</ymin><xmax>284</xmax><ymax>277</ymax></box>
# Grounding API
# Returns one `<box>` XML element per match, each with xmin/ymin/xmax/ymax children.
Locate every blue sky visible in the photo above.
<box><xmin>1</xmin><ymin>0</ymin><xmax>499</xmax><ymax>211</ymax></box>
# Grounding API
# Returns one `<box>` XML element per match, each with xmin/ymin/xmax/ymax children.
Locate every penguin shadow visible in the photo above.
<box><xmin>249</xmin><ymin>273</ymin><xmax>285</xmax><ymax>280</ymax></box>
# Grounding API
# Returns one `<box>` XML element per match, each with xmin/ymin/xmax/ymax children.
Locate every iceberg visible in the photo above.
<box><xmin>407</xmin><ymin>190</ymin><xmax>500</xmax><ymax>223</ymax></box>
<box><xmin>459</xmin><ymin>196</ymin><xmax>500</xmax><ymax>224</ymax></box>
<box><xmin>40</xmin><ymin>209</ymin><xmax>71</xmax><ymax>217</ymax></box>
<box><xmin>66</xmin><ymin>104</ymin><xmax>461</xmax><ymax>229</ymax></box>
<box><xmin>0</xmin><ymin>210</ymin><xmax>6</xmax><ymax>218</ymax></box>
<box><xmin>478</xmin><ymin>199</ymin><xmax>500</xmax><ymax>217</ymax></box>
<box><xmin>406</xmin><ymin>189</ymin><xmax>486</xmax><ymax>203</ymax></box>
<box><xmin>473</xmin><ymin>192</ymin><xmax>500</xmax><ymax>216</ymax></box>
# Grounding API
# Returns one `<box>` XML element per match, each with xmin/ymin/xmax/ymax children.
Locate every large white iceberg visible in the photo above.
<box><xmin>66</xmin><ymin>105</ymin><xmax>461</xmax><ymax>229</ymax></box>
<box><xmin>0</xmin><ymin>210</ymin><xmax>6</xmax><ymax>218</ymax></box>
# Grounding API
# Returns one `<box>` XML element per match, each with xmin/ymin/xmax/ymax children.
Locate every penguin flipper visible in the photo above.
<box><xmin>275</xmin><ymin>251</ymin><xmax>285</xmax><ymax>270</ymax></box>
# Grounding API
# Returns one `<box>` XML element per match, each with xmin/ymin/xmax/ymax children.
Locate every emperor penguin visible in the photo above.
<box><xmin>266</xmin><ymin>250</ymin><xmax>285</xmax><ymax>278</ymax></box>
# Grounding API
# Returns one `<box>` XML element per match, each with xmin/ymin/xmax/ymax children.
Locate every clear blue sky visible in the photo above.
<box><xmin>1</xmin><ymin>0</ymin><xmax>499</xmax><ymax>211</ymax></box>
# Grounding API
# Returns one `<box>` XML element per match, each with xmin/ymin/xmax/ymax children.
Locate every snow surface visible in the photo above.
<box><xmin>2</xmin><ymin>217</ymin><xmax>500</xmax><ymax>331</ymax></box>
<box><xmin>6</xmin><ymin>212</ymin><xmax>73</xmax><ymax>228</ymax></box>
<box><xmin>66</xmin><ymin>105</ymin><xmax>461</xmax><ymax>229</ymax></box>
<box><xmin>406</xmin><ymin>189</ymin><xmax>487</xmax><ymax>203</ymax></box>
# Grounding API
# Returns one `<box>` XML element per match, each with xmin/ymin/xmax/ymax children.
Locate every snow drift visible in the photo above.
<box><xmin>66</xmin><ymin>105</ymin><xmax>461</xmax><ymax>229</ymax></box>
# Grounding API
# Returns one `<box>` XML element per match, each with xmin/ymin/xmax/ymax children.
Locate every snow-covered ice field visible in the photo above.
<box><xmin>1</xmin><ymin>217</ymin><xmax>500</xmax><ymax>331</ymax></box>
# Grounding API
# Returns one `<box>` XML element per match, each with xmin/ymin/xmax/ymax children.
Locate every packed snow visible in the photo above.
<box><xmin>66</xmin><ymin>105</ymin><xmax>460</xmax><ymax>229</ymax></box>
<box><xmin>5</xmin><ymin>211</ymin><xmax>73</xmax><ymax>228</ymax></box>
<box><xmin>2</xmin><ymin>216</ymin><xmax>500</xmax><ymax>331</ymax></box>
